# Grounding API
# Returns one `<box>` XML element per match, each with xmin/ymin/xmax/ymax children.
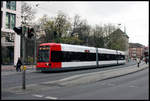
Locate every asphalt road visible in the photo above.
<box><xmin>2</xmin><ymin>61</ymin><xmax>136</xmax><ymax>89</ymax></box>
<box><xmin>31</xmin><ymin>67</ymin><xmax>149</xmax><ymax>100</ymax></box>
<box><xmin>2</xmin><ymin>62</ymin><xmax>148</xmax><ymax>100</ymax></box>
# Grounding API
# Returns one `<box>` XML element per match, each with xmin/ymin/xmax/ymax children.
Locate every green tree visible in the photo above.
<box><xmin>54</xmin><ymin>11</ymin><xmax>71</xmax><ymax>38</ymax></box>
<box><xmin>36</xmin><ymin>12</ymin><xmax>71</xmax><ymax>43</ymax></box>
<box><xmin>107</xmin><ymin>29</ymin><xmax>127</xmax><ymax>51</ymax></box>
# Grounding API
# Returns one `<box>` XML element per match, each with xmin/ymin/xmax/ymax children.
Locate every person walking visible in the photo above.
<box><xmin>16</xmin><ymin>57</ymin><xmax>22</xmax><ymax>72</ymax></box>
<box><xmin>145</xmin><ymin>57</ymin><xmax>148</xmax><ymax>64</ymax></box>
<box><xmin>136</xmin><ymin>58</ymin><xmax>140</xmax><ymax>68</ymax></box>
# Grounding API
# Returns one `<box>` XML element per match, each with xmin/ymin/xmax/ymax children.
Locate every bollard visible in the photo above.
<box><xmin>22</xmin><ymin>66</ymin><xmax>26</xmax><ymax>89</ymax></box>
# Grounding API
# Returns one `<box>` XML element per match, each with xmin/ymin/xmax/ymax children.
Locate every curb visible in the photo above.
<box><xmin>98</xmin><ymin>65</ymin><xmax>148</xmax><ymax>82</ymax></box>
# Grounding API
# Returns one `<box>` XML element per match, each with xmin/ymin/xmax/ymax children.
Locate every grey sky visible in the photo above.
<box><xmin>28</xmin><ymin>1</ymin><xmax>149</xmax><ymax>46</ymax></box>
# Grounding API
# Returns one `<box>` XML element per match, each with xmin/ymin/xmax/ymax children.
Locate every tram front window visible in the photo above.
<box><xmin>37</xmin><ymin>47</ymin><xmax>50</xmax><ymax>62</ymax></box>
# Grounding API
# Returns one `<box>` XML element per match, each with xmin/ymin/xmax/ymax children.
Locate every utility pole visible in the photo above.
<box><xmin>13</xmin><ymin>24</ymin><xmax>26</xmax><ymax>90</ymax></box>
<box><xmin>22</xmin><ymin>29</ymin><xmax>26</xmax><ymax>89</ymax></box>
<box><xmin>21</xmin><ymin>16</ymin><xmax>27</xmax><ymax>90</ymax></box>
<box><xmin>33</xmin><ymin>29</ymin><xmax>37</xmax><ymax>65</ymax></box>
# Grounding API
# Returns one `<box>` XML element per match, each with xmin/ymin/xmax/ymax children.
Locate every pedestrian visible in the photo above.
<box><xmin>145</xmin><ymin>57</ymin><xmax>148</xmax><ymax>64</ymax></box>
<box><xmin>16</xmin><ymin>57</ymin><xmax>22</xmax><ymax>72</ymax></box>
<box><xmin>136</xmin><ymin>58</ymin><xmax>140</xmax><ymax>68</ymax></box>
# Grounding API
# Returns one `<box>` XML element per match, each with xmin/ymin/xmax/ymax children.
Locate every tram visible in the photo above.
<box><xmin>36</xmin><ymin>43</ymin><xmax>126</xmax><ymax>71</ymax></box>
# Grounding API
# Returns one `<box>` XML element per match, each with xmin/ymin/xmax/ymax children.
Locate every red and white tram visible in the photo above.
<box><xmin>36</xmin><ymin>43</ymin><xmax>126</xmax><ymax>71</ymax></box>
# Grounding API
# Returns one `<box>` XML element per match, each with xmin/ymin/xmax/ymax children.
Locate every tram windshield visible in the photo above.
<box><xmin>37</xmin><ymin>46</ymin><xmax>50</xmax><ymax>62</ymax></box>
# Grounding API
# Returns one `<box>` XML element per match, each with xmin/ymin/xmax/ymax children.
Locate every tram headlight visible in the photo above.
<box><xmin>45</xmin><ymin>63</ymin><xmax>49</xmax><ymax>66</ymax></box>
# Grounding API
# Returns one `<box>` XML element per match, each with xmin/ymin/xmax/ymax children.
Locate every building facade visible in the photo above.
<box><xmin>128</xmin><ymin>43</ymin><xmax>145</xmax><ymax>60</ymax></box>
<box><xmin>1</xmin><ymin>1</ymin><xmax>21</xmax><ymax>65</ymax></box>
<box><xmin>143</xmin><ymin>46</ymin><xmax>149</xmax><ymax>59</ymax></box>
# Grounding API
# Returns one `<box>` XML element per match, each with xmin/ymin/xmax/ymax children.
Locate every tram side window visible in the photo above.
<box><xmin>89</xmin><ymin>53</ymin><xmax>96</xmax><ymax>61</ymax></box>
<box><xmin>98</xmin><ymin>54</ymin><xmax>103</xmax><ymax>60</ymax></box>
<box><xmin>51</xmin><ymin>51</ymin><xmax>97</xmax><ymax>62</ymax></box>
<box><xmin>116</xmin><ymin>55</ymin><xmax>119</xmax><ymax>60</ymax></box>
<box><xmin>98</xmin><ymin>54</ymin><xmax>117</xmax><ymax>61</ymax></box>
<box><xmin>120</xmin><ymin>55</ymin><xmax>125</xmax><ymax>60</ymax></box>
<box><xmin>111</xmin><ymin>54</ymin><xmax>117</xmax><ymax>60</ymax></box>
<box><xmin>51</xmin><ymin>51</ymin><xmax>63</xmax><ymax>62</ymax></box>
<box><xmin>62</xmin><ymin>51</ymin><xmax>69</xmax><ymax>62</ymax></box>
<box><xmin>63</xmin><ymin>52</ymin><xmax>96</xmax><ymax>62</ymax></box>
<box><xmin>117</xmin><ymin>55</ymin><xmax>125</xmax><ymax>60</ymax></box>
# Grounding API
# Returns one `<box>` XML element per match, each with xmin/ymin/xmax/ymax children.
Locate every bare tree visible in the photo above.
<box><xmin>71</xmin><ymin>14</ymin><xmax>82</xmax><ymax>36</ymax></box>
<box><xmin>21</xmin><ymin>2</ymin><xmax>36</xmax><ymax>24</ymax></box>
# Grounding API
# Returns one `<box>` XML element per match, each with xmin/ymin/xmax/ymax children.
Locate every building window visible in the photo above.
<box><xmin>5</xmin><ymin>33</ymin><xmax>14</xmax><ymax>42</ymax></box>
<box><xmin>6</xmin><ymin>1</ymin><xmax>16</xmax><ymax>10</ymax></box>
<box><xmin>6</xmin><ymin>12</ymin><xmax>16</xmax><ymax>29</ymax></box>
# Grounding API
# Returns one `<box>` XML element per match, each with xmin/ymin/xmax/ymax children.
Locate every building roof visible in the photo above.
<box><xmin>129</xmin><ymin>43</ymin><xmax>145</xmax><ymax>48</ymax></box>
<box><xmin>112</xmin><ymin>29</ymin><xmax>129</xmax><ymax>38</ymax></box>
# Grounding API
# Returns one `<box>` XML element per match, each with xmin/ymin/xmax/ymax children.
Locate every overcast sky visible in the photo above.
<box><xmin>28</xmin><ymin>1</ymin><xmax>149</xmax><ymax>46</ymax></box>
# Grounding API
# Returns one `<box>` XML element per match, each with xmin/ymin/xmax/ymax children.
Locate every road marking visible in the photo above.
<box><xmin>129</xmin><ymin>85</ymin><xmax>138</xmax><ymax>88</ymax></box>
<box><xmin>33</xmin><ymin>94</ymin><xmax>58</xmax><ymax>100</ymax></box>
<box><xmin>45</xmin><ymin>96</ymin><xmax>58</xmax><ymax>100</ymax></box>
<box><xmin>33</xmin><ymin>94</ymin><xmax>44</xmax><ymax>98</ymax></box>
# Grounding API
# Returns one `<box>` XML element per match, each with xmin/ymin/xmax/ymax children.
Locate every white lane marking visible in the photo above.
<box><xmin>45</xmin><ymin>96</ymin><xmax>58</xmax><ymax>100</ymax></box>
<box><xmin>33</xmin><ymin>94</ymin><xmax>44</xmax><ymax>98</ymax></box>
<box><xmin>33</xmin><ymin>94</ymin><xmax>58</xmax><ymax>100</ymax></box>
<box><xmin>129</xmin><ymin>85</ymin><xmax>138</xmax><ymax>88</ymax></box>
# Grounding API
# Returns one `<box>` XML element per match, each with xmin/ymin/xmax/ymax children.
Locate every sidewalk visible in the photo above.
<box><xmin>1</xmin><ymin>65</ymin><xmax>36</xmax><ymax>71</ymax></box>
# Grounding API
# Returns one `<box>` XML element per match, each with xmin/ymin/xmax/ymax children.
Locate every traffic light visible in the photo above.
<box><xmin>28</xmin><ymin>28</ymin><xmax>34</xmax><ymax>39</ymax></box>
<box><xmin>13</xmin><ymin>27</ymin><xmax>22</xmax><ymax>35</ymax></box>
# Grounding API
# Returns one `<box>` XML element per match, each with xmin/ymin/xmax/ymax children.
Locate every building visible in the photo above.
<box><xmin>108</xmin><ymin>28</ymin><xmax>129</xmax><ymax>58</ymax></box>
<box><xmin>128</xmin><ymin>43</ymin><xmax>145</xmax><ymax>60</ymax></box>
<box><xmin>143</xmin><ymin>46</ymin><xmax>149</xmax><ymax>59</ymax></box>
<box><xmin>1</xmin><ymin>1</ymin><xmax>21</xmax><ymax>65</ymax></box>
